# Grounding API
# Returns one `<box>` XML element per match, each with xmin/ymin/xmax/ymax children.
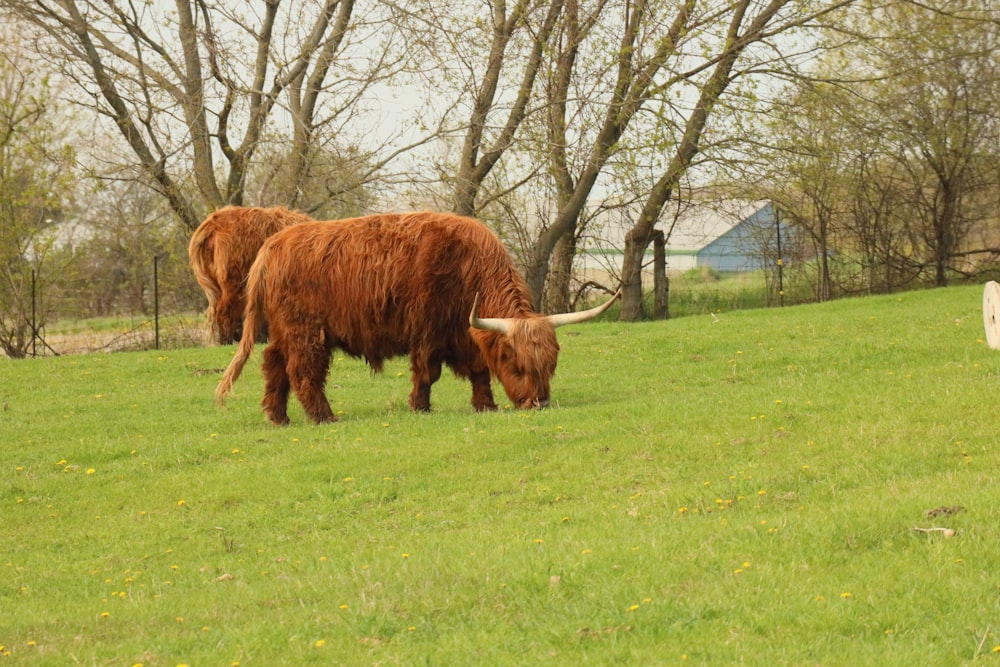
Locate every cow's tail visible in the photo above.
<box><xmin>188</xmin><ymin>224</ymin><xmax>221</xmax><ymax>309</ymax></box>
<box><xmin>215</xmin><ymin>246</ymin><xmax>268</xmax><ymax>406</ymax></box>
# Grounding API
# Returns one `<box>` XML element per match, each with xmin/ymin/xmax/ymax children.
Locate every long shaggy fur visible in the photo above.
<box><xmin>215</xmin><ymin>212</ymin><xmax>564</xmax><ymax>425</ymax></box>
<box><xmin>188</xmin><ymin>205</ymin><xmax>312</xmax><ymax>344</ymax></box>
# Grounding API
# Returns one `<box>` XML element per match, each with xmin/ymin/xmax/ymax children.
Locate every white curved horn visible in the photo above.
<box><xmin>546</xmin><ymin>289</ymin><xmax>621</xmax><ymax>328</ymax></box>
<box><xmin>469</xmin><ymin>293</ymin><xmax>512</xmax><ymax>334</ymax></box>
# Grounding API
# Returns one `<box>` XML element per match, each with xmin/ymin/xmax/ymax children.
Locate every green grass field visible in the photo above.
<box><xmin>2</xmin><ymin>285</ymin><xmax>998</xmax><ymax>665</ymax></box>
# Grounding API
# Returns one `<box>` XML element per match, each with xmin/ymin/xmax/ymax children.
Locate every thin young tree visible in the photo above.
<box><xmin>0</xmin><ymin>23</ymin><xmax>78</xmax><ymax>357</ymax></box>
<box><xmin>3</xmin><ymin>1</ymin><xmax>411</xmax><ymax>229</ymax></box>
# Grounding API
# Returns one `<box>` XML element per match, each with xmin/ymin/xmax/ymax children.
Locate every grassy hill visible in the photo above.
<box><xmin>1</xmin><ymin>284</ymin><xmax>997</xmax><ymax>665</ymax></box>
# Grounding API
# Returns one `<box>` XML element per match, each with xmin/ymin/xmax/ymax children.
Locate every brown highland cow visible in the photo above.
<box><xmin>188</xmin><ymin>205</ymin><xmax>313</xmax><ymax>344</ymax></box>
<box><xmin>215</xmin><ymin>211</ymin><xmax>619</xmax><ymax>425</ymax></box>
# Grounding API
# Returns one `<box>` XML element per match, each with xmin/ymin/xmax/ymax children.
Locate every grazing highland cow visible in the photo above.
<box><xmin>188</xmin><ymin>205</ymin><xmax>313</xmax><ymax>344</ymax></box>
<box><xmin>215</xmin><ymin>211</ymin><xmax>619</xmax><ymax>425</ymax></box>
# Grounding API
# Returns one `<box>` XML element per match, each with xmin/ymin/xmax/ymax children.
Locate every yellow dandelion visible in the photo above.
<box><xmin>314</xmin><ymin>639</ymin><xmax>326</xmax><ymax>648</ymax></box>
<box><xmin>627</xmin><ymin>604</ymin><xmax>640</xmax><ymax>611</ymax></box>
<box><xmin>840</xmin><ymin>592</ymin><xmax>852</xmax><ymax>599</ymax></box>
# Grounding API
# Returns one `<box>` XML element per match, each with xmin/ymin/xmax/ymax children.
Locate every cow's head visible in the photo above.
<box><xmin>213</xmin><ymin>297</ymin><xmax>245</xmax><ymax>345</ymax></box>
<box><xmin>470</xmin><ymin>290</ymin><xmax>620</xmax><ymax>409</ymax></box>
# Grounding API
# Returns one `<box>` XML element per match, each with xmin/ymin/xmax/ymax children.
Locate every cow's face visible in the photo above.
<box><xmin>476</xmin><ymin>319</ymin><xmax>559</xmax><ymax>409</ymax></box>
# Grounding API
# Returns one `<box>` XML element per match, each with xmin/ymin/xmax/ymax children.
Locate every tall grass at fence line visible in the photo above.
<box><xmin>30</xmin><ymin>312</ymin><xmax>209</xmax><ymax>355</ymax></box>
<box><xmin>666</xmin><ymin>267</ymin><xmax>772</xmax><ymax>316</ymax></box>
<box><xmin>0</xmin><ymin>284</ymin><xmax>997</xmax><ymax>665</ymax></box>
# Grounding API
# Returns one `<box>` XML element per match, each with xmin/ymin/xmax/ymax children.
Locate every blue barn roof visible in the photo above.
<box><xmin>694</xmin><ymin>202</ymin><xmax>778</xmax><ymax>272</ymax></box>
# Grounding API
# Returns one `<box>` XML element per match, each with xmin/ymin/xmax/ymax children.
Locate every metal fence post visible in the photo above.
<box><xmin>154</xmin><ymin>255</ymin><xmax>160</xmax><ymax>350</ymax></box>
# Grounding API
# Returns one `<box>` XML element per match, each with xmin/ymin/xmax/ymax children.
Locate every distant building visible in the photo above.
<box><xmin>693</xmin><ymin>202</ymin><xmax>779</xmax><ymax>272</ymax></box>
<box><xmin>579</xmin><ymin>200</ymin><xmax>784</xmax><ymax>284</ymax></box>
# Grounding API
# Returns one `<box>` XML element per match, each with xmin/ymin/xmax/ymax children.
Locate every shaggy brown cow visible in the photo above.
<box><xmin>188</xmin><ymin>205</ymin><xmax>313</xmax><ymax>344</ymax></box>
<box><xmin>215</xmin><ymin>211</ymin><xmax>619</xmax><ymax>425</ymax></box>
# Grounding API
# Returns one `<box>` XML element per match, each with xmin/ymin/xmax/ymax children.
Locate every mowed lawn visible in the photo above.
<box><xmin>1</xmin><ymin>284</ymin><xmax>998</xmax><ymax>665</ymax></box>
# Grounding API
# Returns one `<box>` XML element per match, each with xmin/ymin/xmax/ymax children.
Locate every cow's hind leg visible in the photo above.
<box><xmin>261</xmin><ymin>344</ymin><xmax>291</xmax><ymax>426</ymax></box>
<box><xmin>286</xmin><ymin>338</ymin><xmax>337</xmax><ymax>424</ymax></box>
<box><xmin>409</xmin><ymin>355</ymin><xmax>442</xmax><ymax>411</ymax></box>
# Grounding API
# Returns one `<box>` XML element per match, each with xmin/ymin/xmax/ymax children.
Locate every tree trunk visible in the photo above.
<box><xmin>620</xmin><ymin>229</ymin><xmax>648</xmax><ymax>320</ymax></box>
<box><xmin>544</xmin><ymin>232</ymin><xmax>576</xmax><ymax>313</ymax></box>
<box><xmin>652</xmin><ymin>230</ymin><xmax>669</xmax><ymax>319</ymax></box>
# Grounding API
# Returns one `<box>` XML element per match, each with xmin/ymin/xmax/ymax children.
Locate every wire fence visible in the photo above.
<box><xmin>8</xmin><ymin>254</ymin><xmax>207</xmax><ymax>358</ymax></box>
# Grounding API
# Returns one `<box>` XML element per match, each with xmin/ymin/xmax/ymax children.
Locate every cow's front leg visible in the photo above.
<box><xmin>409</xmin><ymin>355</ymin><xmax>442</xmax><ymax>411</ymax></box>
<box><xmin>469</xmin><ymin>367</ymin><xmax>497</xmax><ymax>411</ymax></box>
